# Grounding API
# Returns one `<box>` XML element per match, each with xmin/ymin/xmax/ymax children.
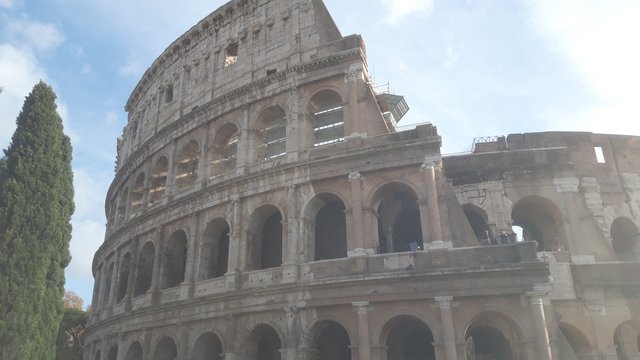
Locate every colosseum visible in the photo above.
<box><xmin>83</xmin><ymin>0</ymin><xmax>640</xmax><ymax>359</ymax></box>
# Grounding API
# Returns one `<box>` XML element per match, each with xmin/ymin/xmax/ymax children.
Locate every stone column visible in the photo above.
<box><xmin>226</xmin><ymin>198</ymin><xmax>241</xmax><ymax>289</ymax></box>
<box><xmin>165</xmin><ymin>140</ymin><xmax>177</xmax><ymax>200</ymax></box>
<box><xmin>348</xmin><ymin>172</ymin><xmax>368</xmax><ymax>256</ymax></box>
<box><xmin>421</xmin><ymin>160</ymin><xmax>443</xmax><ymax>244</ymax></box>
<box><xmin>345</xmin><ymin>64</ymin><xmax>363</xmax><ymax>135</ymax></box>
<box><xmin>185</xmin><ymin>213</ymin><xmax>199</xmax><ymax>297</ymax></box>
<box><xmin>107</xmin><ymin>250</ymin><xmax>120</xmax><ymax>308</ymax></box>
<box><xmin>236</xmin><ymin>105</ymin><xmax>250</xmax><ymax>174</ymax></box>
<box><xmin>352</xmin><ymin>301</ymin><xmax>372</xmax><ymax>360</ymax></box>
<box><xmin>434</xmin><ymin>296</ymin><xmax>458</xmax><ymax>360</ymax></box>
<box><xmin>527</xmin><ymin>292</ymin><xmax>553</xmax><ymax>360</ymax></box>
<box><xmin>199</xmin><ymin>125</ymin><xmax>210</xmax><ymax>188</ymax></box>
<box><xmin>286</xmin><ymin>85</ymin><xmax>301</xmax><ymax>161</ymax></box>
<box><xmin>124</xmin><ymin>237</ymin><xmax>139</xmax><ymax>312</ymax></box>
<box><xmin>150</xmin><ymin>228</ymin><xmax>164</xmax><ymax>303</ymax></box>
<box><xmin>283</xmin><ymin>186</ymin><xmax>299</xmax><ymax>283</ymax></box>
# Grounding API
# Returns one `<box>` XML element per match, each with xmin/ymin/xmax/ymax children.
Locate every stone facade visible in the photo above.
<box><xmin>84</xmin><ymin>1</ymin><xmax>640</xmax><ymax>359</ymax></box>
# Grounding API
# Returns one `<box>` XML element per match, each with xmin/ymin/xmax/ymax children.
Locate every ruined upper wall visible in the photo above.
<box><xmin>120</xmin><ymin>0</ymin><xmax>352</xmax><ymax>162</ymax></box>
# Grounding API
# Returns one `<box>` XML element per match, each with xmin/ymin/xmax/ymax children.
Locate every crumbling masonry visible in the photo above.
<box><xmin>84</xmin><ymin>0</ymin><xmax>640</xmax><ymax>359</ymax></box>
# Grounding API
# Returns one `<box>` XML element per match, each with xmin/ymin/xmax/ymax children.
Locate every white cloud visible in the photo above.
<box><xmin>379</xmin><ymin>0</ymin><xmax>434</xmax><ymax>25</ymax></box>
<box><xmin>5</xmin><ymin>19</ymin><xmax>64</xmax><ymax>52</ymax></box>
<box><xmin>119</xmin><ymin>53</ymin><xmax>147</xmax><ymax>77</ymax></box>
<box><xmin>73</xmin><ymin>167</ymin><xmax>110</xmax><ymax>220</ymax></box>
<box><xmin>67</xmin><ymin>219</ymin><xmax>105</xmax><ymax>281</ymax></box>
<box><xmin>0</xmin><ymin>0</ymin><xmax>13</xmax><ymax>8</ymax></box>
<box><xmin>0</xmin><ymin>44</ymin><xmax>47</xmax><ymax>149</ymax></box>
<box><xmin>525</xmin><ymin>0</ymin><xmax>640</xmax><ymax>134</ymax></box>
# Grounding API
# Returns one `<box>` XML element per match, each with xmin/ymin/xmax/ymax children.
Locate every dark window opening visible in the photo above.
<box><xmin>125</xmin><ymin>342</ymin><xmax>143</xmax><ymax>360</ymax></box>
<box><xmin>386</xmin><ymin>316</ymin><xmax>435</xmax><ymax>360</ymax></box>
<box><xmin>463</xmin><ymin>204</ymin><xmax>490</xmax><ymax>243</ymax></box>
<box><xmin>107</xmin><ymin>346</ymin><xmax>118</xmax><ymax>360</ymax></box>
<box><xmin>466</xmin><ymin>326</ymin><xmax>513</xmax><ymax>360</ymax></box>
<box><xmin>200</xmin><ymin>219</ymin><xmax>230</xmax><ymax>280</ymax></box>
<box><xmin>261</xmin><ymin>212</ymin><xmax>283</xmax><ymax>270</ymax></box>
<box><xmin>315</xmin><ymin>199</ymin><xmax>347</xmax><ymax>260</ymax></box>
<box><xmin>250</xmin><ymin>326</ymin><xmax>281</xmax><ymax>360</ymax></box>
<box><xmin>377</xmin><ymin>191</ymin><xmax>423</xmax><ymax>254</ymax></box>
<box><xmin>314</xmin><ymin>321</ymin><xmax>351</xmax><ymax>360</ymax></box>
<box><xmin>512</xmin><ymin>197</ymin><xmax>563</xmax><ymax>251</ymax></box>
<box><xmin>134</xmin><ymin>242</ymin><xmax>155</xmax><ymax>297</ymax></box>
<box><xmin>611</xmin><ymin>217</ymin><xmax>640</xmax><ymax>261</ymax></box>
<box><xmin>165</xmin><ymin>84</ymin><xmax>174</xmax><ymax>104</ymax></box>
<box><xmin>154</xmin><ymin>337</ymin><xmax>178</xmax><ymax>360</ymax></box>
<box><xmin>192</xmin><ymin>332</ymin><xmax>223</xmax><ymax>360</ymax></box>
<box><xmin>162</xmin><ymin>231</ymin><xmax>188</xmax><ymax>289</ymax></box>
<box><xmin>101</xmin><ymin>263</ymin><xmax>114</xmax><ymax>307</ymax></box>
<box><xmin>116</xmin><ymin>253</ymin><xmax>131</xmax><ymax>303</ymax></box>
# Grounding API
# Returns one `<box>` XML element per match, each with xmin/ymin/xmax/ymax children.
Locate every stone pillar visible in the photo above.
<box><xmin>185</xmin><ymin>213</ymin><xmax>199</xmax><ymax>296</ymax></box>
<box><xmin>283</xmin><ymin>186</ymin><xmax>299</xmax><ymax>283</ymax></box>
<box><xmin>165</xmin><ymin>140</ymin><xmax>177</xmax><ymax>200</ymax></box>
<box><xmin>107</xmin><ymin>250</ymin><xmax>120</xmax><ymax>308</ymax></box>
<box><xmin>236</xmin><ymin>105</ymin><xmax>250</xmax><ymax>174</ymax></box>
<box><xmin>527</xmin><ymin>292</ymin><xmax>553</xmax><ymax>360</ymax></box>
<box><xmin>199</xmin><ymin>126</ymin><xmax>210</xmax><ymax>188</ymax></box>
<box><xmin>286</xmin><ymin>85</ymin><xmax>301</xmax><ymax>161</ymax></box>
<box><xmin>348</xmin><ymin>172</ymin><xmax>369</xmax><ymax>256</ymax></box>
<box><xmin>226</xmin><ymin>198</ymin><xmax>241</xmax><ymax>289</ymax></box>
<box><xmin>421</xmin><ymin>160</ymin><xmax>443</xmax><ymax>243</ymax></box>
<box><xmin>352</xmin><ymin>301</ymin><xmax>372</xmax><ymax>360</ymax></box>
<box><xmin>344</xmin><ymin>64</ymin><xmax>363</xmax><ymax>135</ymax></box>
<box><xmin>435</xmin><ymin>296</ymin><xmax>458</xmax><ymax>360</ymax></box>
<box><xmin>150</xmin><ymin>229</ymin><xmax>164</xmax><ymax>303</ymax></box>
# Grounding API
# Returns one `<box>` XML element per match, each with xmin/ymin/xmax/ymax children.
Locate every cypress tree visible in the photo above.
<box><xmin>0</xmin><ymin>81</ymin><xmax>74</xmax><ymax>359</ymax></box>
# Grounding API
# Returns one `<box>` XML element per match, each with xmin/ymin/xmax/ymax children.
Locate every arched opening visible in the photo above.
<box><xmin>94</xmin><ymin>350</ymin><xmax>101</xmax><ymax>360</ymax></box>
<box><xmin>614</xmin><ymin>320</ymin><xmax>640</xmax><ymax>360</ymax></box>
<box><xmin>463</xmin><ymin>204</ymin><xmax>490</xmax><ymax>243</ymax></box>
<box><xmin>511</xmin><ymin>196</ymin><xmax>564</xmax><ymax>251</ymax></box>
<box><xmin>309</xmin><ymin>90</ymin><xmax>344</xmax><ymax>147</ymax></box>
<box><xmin>311</xmin><ymin>321</ymin><xmax>351</xmax><ymax>360</ymax></box>
<box><xmin>611</xmin><ymin>217</ymin><xmax>640</xmax><ymax>261</ymax></box>
<box><xmin>162</xmin><ymin>230</ymin><xmax>188</xmax><ymax>289</ymax></box>
<box><xmin>558</xmin><ymin>322</ymin><xmax>592</xmax><ymax>358</ymax></box>
<box><xmin>106</xmin><ymin>345</ymin><xmax>118</xmax><ymax>360</ymax></box>
<box><xmin>210</xmin><ymin>123</ymin><xmax>239</xmax><ymax>178</ymax></box>
<box><xmin>153</xmin><ymin>337</ymin><xmax>178</xmax><ymax>360</ymax></box>
<box><xmin>248</xmin><ymin>205</ymin><xmax>283</xmax><ymax>270</ymax></box>
<box><xmin>129</xmin><ymin>173</ymin><xmax>145</xmax><ymax>215</ymax></box>
<box><xmin>134</xmin><ymin>242</ymin><xmax>155</xmax><ymax>297</ymax></box>
<box><xmin>175</xmin><ymin>140</ymin><xmax>200</xmax><ymax>190</ymax></box>
<box><xmin>465</xmin><ymin>312</ymin><xmax>520</xmax><ymax>360</ymax></box>
<box><xmin>310</xmin><ymin>194</ymin><xmax>347</xmax><ymax>261</ymax></box>
<box><xmin>383</xmin><ymin>315</ymin><xmax>435</xmax><ymax>360</ymax></box>
<box><xmin>192</xmin><ymin>332</ymin><xmax>224</xmax><ymax>360</ymax></box>
<box><xmin>116</xmin><ymin>252</ymin><xmax>132</xmax><ymax>303</ymax></box>
<box><xmin>257</xmin><ymin>106</ymin><xmax>287</xmax><ymax>161</ymax></box>
<box><xmin>375</xmin><ymin>183</ymin><xmax>423</xmax><ymax>254</ymax></box>
<box><xmin>125</xmin><ymin>342</ymin><xmax>143</xmax><ymax>360</ymax></box>
<box><xmin>200</xmin><ymin>218</ymin><xmax>230</xmax><ymax>280</ymax></box>
<box><xmin>246</xmin><ymin>325</ymin><xmax>282</xmax><ymax>360</ymax></box>
<box><xmin>149</xmin><ymin>156</ymin><xmax>168</xmax><ymax>206</ymax></box>
<box><xmin>101</xmin><ymin>263</ymin><xmax>114</xmax><ymax>308</ymax></box>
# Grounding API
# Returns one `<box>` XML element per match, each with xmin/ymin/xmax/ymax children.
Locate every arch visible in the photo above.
<box><xmin>614</xmin><ymin>320</ymin><xmax>640</xmax><ymax>360</ymax></box>
<box><xmin>116</xmin><ymin>252</ymin><xmax>132</xmax><ymax>303</ymax></box>
<box><xmin>373</xmin><ymin>182</ymin><xmax>423</xmax><ymax>254</ymax></box>
<box><xmin>310</xmin><ymin>320</ymin><xmax>352</xmax><ymax>360</ymax></box>
<box><xmin>200</xmin><ymin>218</ymin><xmax>230</xmax><ymax>279</ymax></box>
<box><xmin>153</xmin><ymin>336</ymin><xmax>178</xmax><ymax>360</ymax></box>
<box><xmin>134</xmin><ymin>241</ymin><xmax>155</xmax><ymax>297</ymax></box>
<box><xmin>149</xmin><ymin>156</ymin><xmax>169</xmax><ymax>206</ymax></box>
<box><xmin>175</xmin><ymin>140</ymin><xmax>200</xmax><ymax>190</ymax></box>
<box><xmin>611</xmin><ymin>217</ymin><xmax>640</xmax><ymax>261</ymax></box>
<box><xmin>247</xmin><ymin>205</ymin><xmax>283</xmax><ymax>270</ymax></box>
<box><xmin>162</xmin><ymin>230</ymin><xmax>188</xmax><ymax>289</ymax></box>
<box><xmin>256</xmin><ymin>106</ymin><xmax>287</xmax><ymax>161</ymax></box>
<box><xmin>558</xmin><ymin>322</ymin><xmax>592</xmax><ymax>357</ymax></box>
<box><xmin>464</xmin><ymin>311</ymin><xmax>523</xmax><ymax>360</ymax></box>
<box><xmin>244</xmin><ymin>324</ymin><xmax>282</xmax><ymax>360</ymax></box>
<box><xmin>309</xmin><ymin>90</ymin><xmax>344</xmax><ymax>147</ymax></box>
<box><xmin>125</xmin><ymin>341</ymin><xmax>143</xmax><ymax>360</ymax></box>
<box><xmin>106</xmin><ymin>345</ymin><xmax>118</xmax><ymax>360</ymax></box>
<box><xmin>463</xmin><ymin>204</ymin><xmax>490</xmax><ymax>243</ymax></box>
<box><xmin>210</xmin><ymin>123</ymin><xmax>239</xmax><ymax>178</ymax></box>
<box><xmin>192</xmin><ymin>332</ymin><xmax>224</xmax><ymax>360</ymax></box>
<box><xmin>94</xmin><ymin>350</ymin><xmax>101</xmax><ymax>360</ymax></box>
<box><xmin>381</xmin><ymin>315</ymin><xmax>435</xmax><ymax>360</ymax></box>
<box><xmin>511</xmin><ymin>196</ymin><xmax>565</xmax><ymax>251</ymax></box>
<box><xmin>305</xmin><ymin>193</ymin><xmax>347</xmax><ymax>261</ymax></box>
<box><xmin>101</xmin><ymin>262</ymin><xmax>114</xmax><ymax>308</ymax></box>
<box><xmin>129</xmin><ymin>173</ymin><xmax>146</xmax><ymax>215</ymax></box>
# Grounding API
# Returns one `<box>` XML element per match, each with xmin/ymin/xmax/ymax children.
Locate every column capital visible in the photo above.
<box><xmin>348</xmin><ymin>172</ymin><xmax>363</xmax><ymax>182</ymax></box>
<box><xmin>352</xmin><ymin>301</ymin><xmax>371</xmax><ymax>313</ymax></box>
<box><xmin>434</xmin><ymin>296</ymin><xmax>454</xmax><ymax>309</ymax></box>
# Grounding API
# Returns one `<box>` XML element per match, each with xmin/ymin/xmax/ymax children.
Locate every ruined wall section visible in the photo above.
<box><xmin>118</xmin><ymin>0</ymin><xmax>344</xmax><ymax>168</ymax></box>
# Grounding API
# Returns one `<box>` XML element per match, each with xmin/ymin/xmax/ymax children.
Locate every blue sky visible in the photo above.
<box><xmin>1</xmin><ymin>0</ymin><xmax>639</xmax><ymax>306</ymax></box>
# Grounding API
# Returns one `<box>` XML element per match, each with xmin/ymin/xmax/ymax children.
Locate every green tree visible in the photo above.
<box><xmin>0</xmin><ymin>81</ymin><xmax>74</xmax><ymax>359</ymax></box>
<box><xmin>54</xmin><ymin>307</ymin><xmax>88</xmax><ymax>360</ymax></box>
